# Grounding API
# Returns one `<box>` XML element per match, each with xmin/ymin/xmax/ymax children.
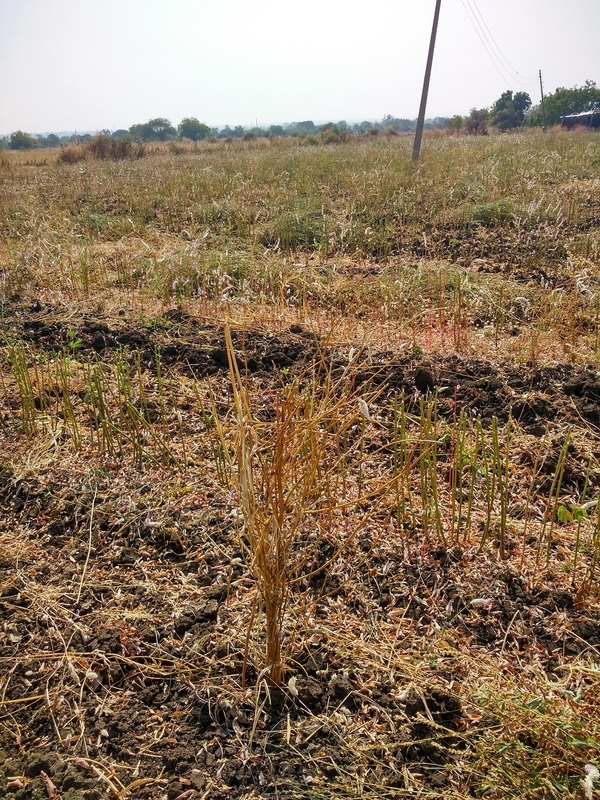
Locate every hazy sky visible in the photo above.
<box><xmin>1</xmin><ymin>0</ymin><xmax>599</xmax><ymax>134</ymax></box>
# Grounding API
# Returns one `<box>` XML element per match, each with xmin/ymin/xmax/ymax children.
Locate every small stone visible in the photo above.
<box><xmin>190</xmin><ymin>769</ymin><xmax>205</xmax><ymax>791</ymax></box>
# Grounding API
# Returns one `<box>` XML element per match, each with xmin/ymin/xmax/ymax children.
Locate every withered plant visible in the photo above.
<box><xmin>214</xmin><ymin>324</ymin><xmax>384</xmax><ymax>686</ymax></box>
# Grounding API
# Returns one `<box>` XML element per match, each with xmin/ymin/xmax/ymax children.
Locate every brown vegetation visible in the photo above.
<box><xmin>0</xmin><ymin>131</ymin><xmax>599</xmax><ymax>799</ymax></box>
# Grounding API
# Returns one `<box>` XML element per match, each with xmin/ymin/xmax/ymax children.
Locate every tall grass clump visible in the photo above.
<box><xmin>213</xmin><ymin>325</ymin><xmax>385</xmax><ymax>686</ymax></box>
<box><xmin>85</xmin><ymin>135</ymin><xmax>146</xmax><ymax>161</ymax></box>
<box><xmin>57</xmin><ymin>135</ymin><xmax>146</xmax><ymax>165</ymax></box>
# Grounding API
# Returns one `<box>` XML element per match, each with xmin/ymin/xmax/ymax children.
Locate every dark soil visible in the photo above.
<box><xmin>1</xmin><ymin>454</ymin><xmax>599</xmax><ymax>800</ymax></box>
<box><xmin>1</xmin><ymin>300</ymin><xmax>600</xmax><ymax>799</ymax></box>
<box><xmin>4</xmin><ymin>300</ymin><xmax>600</xmax><ymax>434</ymax></box>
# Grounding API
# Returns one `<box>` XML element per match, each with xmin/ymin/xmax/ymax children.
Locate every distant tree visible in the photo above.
<box><xmin>489</xmin><ymin>90</ymin><xmax>531</xmax><ymax>130</ymax></box>
<box><xmin>233</xmin><ymin>126</ymin><xmax>245</xmax><ymax>138</ymax></box>
<box><xmin>268</xmin><ymin>124</ymin><xmax>285</xmax><ymax>137</ymax></box>
<box><xmin>381</xmin><ymin>115</ymin><xmax>415</xmax><ymax>132</ymax></box>
<box><xmin>129</xmin><ymin>118</ymin><xmax>176</xmax><ymax>142</ymax></box>
<box><xmin>248</xmin><ymin>126</ymin><xmax>267</xmax><ymax>138</ymax></box>
<box><xmin>149</xmin><ymin>118</ymin><xmax>176</xmax><ymax>141</ymax></box>
<box><xmin>112</xmin><ymin>129</ymin><xmax>130</xmax><ymax>139</ymax></box>
<box><xmin>319</xmin><ymin>122</ymin><xmax>342</xmax><ymax>144</ymax></box>
<box><xmin>464</xmin><ymin>108</ymin><xmax>489</xmax><ymax>135</ymax></box>
<box><xmin>288</xmin><ymin>120</ymin><xmax>316</xmax><ymax>136</ymax></box>
<box><xmin>9</xmin><ymin>131</ymin><xmax>37</xmax><ymax>150</ymax></box>
<box><xmin>297</xmin><ymin>120</ymin><xmax>316</xmax><ymax>133</ymax></box>
<box><xmin>513</xmin><ymin>92</ymin><xmax>532</xmax><ymax>118</ymax></box>
<box><xmin>147</xmin><ymin>118</ymin><xmax>176</xmax><ymax>141</ymax></box>
<box><xmin>128</xmin><ymin>124</ymin><xmax>145</xmax><ymax>141</ymax></box>
<box><xmin>446</xmin><ymin>115</ymin><xmax>463</xmax><ymax>131</ymax></box>
<box><xmin>530</xmin><ymin>80</ymin><xmax>600</xmax><ymax>126</ymax></box>
<box><xmin>36</xmin><ymin>133</ymin><xmax>61</xmax><ymax>148</ymax></box>
<box><xmin>178</xmin><ymin>117</ymin><xmax>211</xmax><ymax>141</ymax></box>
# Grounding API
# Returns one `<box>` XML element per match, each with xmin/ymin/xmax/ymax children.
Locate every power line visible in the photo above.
<box><xmin>461</xmin><ymin>0</ymin><xmax>518</xmax><ymax>88</ymax></box>
<box><xmin>461</xmin><ymin>0</ymin><xmax>537</xmax><ymax>91</ymax></box>
<box><xmin>463</xmin><ymin>0</ymin><xmax>530</xmax><ymax>86</ymax></box>
<box><xmin>467</xmin><ymin>0</ymin><xmax>537</xmax><ymax>84</ymax></box>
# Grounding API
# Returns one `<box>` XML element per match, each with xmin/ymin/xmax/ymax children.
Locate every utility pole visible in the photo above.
<box><xmin>413</xmin><ymin>0</ymin><xmax>442</xmax><ymax>161</ymax></box>
<box><xmin>539</xmin><ymin>70</ymin><xmax>547</xmax><ymax>133</ymax></box>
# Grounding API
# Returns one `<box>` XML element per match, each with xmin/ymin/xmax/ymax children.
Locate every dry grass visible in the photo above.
<box><xmin>0</xmin><ymin>130</ymin><xmax>599</xmax><ymax>799</ymax></box>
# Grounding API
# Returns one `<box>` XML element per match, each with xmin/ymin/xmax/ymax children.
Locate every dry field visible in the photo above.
<box><xmin>1</xmin><ymin>131</ymin><xmax>600</xmax><ymax>799</ymax></box>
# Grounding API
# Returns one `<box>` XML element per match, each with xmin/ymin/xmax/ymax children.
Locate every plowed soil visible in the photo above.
<box><xmin>1</xmin><ymin>298</ymin><xmax>600</xmax><ymax>800</ymax></box>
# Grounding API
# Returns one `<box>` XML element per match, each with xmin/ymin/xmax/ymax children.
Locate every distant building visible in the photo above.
<box><xmin>561</xmin><ymin>110</ymin><xmax>600</xmax><ymax>129</ymax></box>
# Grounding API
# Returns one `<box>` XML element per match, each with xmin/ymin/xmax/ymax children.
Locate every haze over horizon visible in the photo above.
<box><xmin>1</xmin><ymin>0</ymin><xmax>599</xmax><ymax>135</ymax></box>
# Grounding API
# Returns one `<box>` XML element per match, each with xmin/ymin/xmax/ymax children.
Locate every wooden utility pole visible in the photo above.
<box><xmin>413</xmin><ymin>0</ymin><xmax>442</xmax><ymax>161</ymax></box>
<box><xmin>539</xmin><ymin>70</ymin><xmax>547</xmax><ymax>133</ymax></box>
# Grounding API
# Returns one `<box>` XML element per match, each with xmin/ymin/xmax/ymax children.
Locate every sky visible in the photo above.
<box><xmin>1</xmin><ymin>0</ymin><xmax>599</xmax><ymax>135</ymax></box>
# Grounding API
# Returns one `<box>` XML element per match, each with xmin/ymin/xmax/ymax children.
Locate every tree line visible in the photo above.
<box><xmin>2</xmin><ymin>81</ymin><xmax>598</xmax><ymax>150</ymax></box>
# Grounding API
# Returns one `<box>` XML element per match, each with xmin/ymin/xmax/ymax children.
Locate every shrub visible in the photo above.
<box><xmin>468</xmin><ymin>199</ymin><xmax>514</xmax><ymax>227</ymax></box>
<box><xmin>57</xmin><ymin>145</ymin><xmax>86</xmax><ymax>165</ymax></box>
<box><xmin>86</xmin><ymin>135</ymin><xmax>145</xmax><ymax>160</ymax></box>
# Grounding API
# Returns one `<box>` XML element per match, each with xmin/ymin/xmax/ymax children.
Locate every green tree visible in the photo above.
<box><xmin>147</xmin><ymin>118</ymin><xmax>176</xmax><ymax>141</ymax></box>
<box><xmin>490</xmin><ymin>90</ymin><xmax>531</xmax><ymax>131</ymax></box>
<box><xmin>148</xmin><ymin>118</ymin><xmax>176</xmax><ymax>141</ymax></box>
<box><xmin>381</xmin><ymin>115</ymin><xmax>415</xmax><ymax>132</ymax></box>
<box><xmin>530</xmin><ymin>80</ymin><xmax>600</xmax><ymax>126</ymax></box>
<box><xmin>446</xmin><ymin>115</ymin><xmax>463</xmax><ymax>131</ymax></box>
<box><xmin>9</xmin><ymin>131</ymin><xmax>37</xmax><ymax>150</ymax></box>
<box><xmin>248</xmin><ymin>126</ymin><xmax>267</xmax><ymax>138</ymax></box>
<box><xmin>464</xmin><ymin>108</ymin><xmax>489</xmax><ymax>135</ymax></box>
<box><xmin>513</xmin><ymin>92</ymin><xmax>532</xmax><ymax>117</ymax></box>
<box><xmin>178</xmin><ymin>117</ymin><xmax>211</xmax><ymax>141</ymax></box>
<box><xmin>129</xmin><ymin>118</ymin><xmax>176</xmax><ymax>142</ymax></box>
<box><xmin>34</xmin><ymin>133</ymin><xmax>61</xmax><ymax>148</ymax></box>
<box><xmin>319</xmin><ymin>122</ymin><xmax>342</xmax><ymax>143</ymax></box>
<box><xmin>288</xmin><ymin>120</ymin><xmax>316</xmax><ymax>136</ymax></box>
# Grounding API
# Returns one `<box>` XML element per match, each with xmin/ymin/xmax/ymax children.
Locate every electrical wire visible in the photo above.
<box><xmin>460</xmin><ymin>0</ymin><xmax>519</xmax><ymax>89</ymax></box>
<box><xmin>467</xmin><ymin>0</ymin><xmax>537</xmax><ymax>85</ymax></box>
<box><xmin>461</xmin><ymin>0</ymin><xmax>538</xmax><ymax>90</ymax></box>
<box><xmin>467</xmin><ymin>0</ymin><xmax>537</xmax><ymax>84</ymax></box>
